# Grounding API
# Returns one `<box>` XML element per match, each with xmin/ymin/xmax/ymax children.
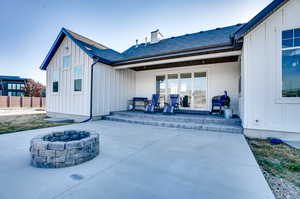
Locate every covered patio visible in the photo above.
<box><xmin>115</xmin><ymin>50</ymin><xmax>241</xmax><ymax>116</ymax></box>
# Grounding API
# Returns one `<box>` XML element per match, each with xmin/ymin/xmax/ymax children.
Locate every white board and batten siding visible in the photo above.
<box><xmin>242</xmin><ymin>0</ymin><xmax>300</xmax><ymax>135</ymax></box>
<box><xmin>46</xmin><ymin>36</ymin><xmax>136</xmax><ymax>119</ymax></box>
<box><xmin>46</xmin><ymin>37</ymin><xmax>92</xmax><ymax>118</ymax></box>
<box><xmin>92</xmin><ymin>62</ymin><xmax>136</xmax><ymax>116</ymax></box>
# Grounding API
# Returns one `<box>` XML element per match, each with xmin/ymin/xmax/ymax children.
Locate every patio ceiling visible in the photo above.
<box><xmin>132</xmin><ymin>55</ymin><xmax>239</xmax><ymax>71</ymax></box>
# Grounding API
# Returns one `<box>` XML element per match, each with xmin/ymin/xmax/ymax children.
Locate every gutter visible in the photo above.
<box><xmin>113</xmin><ymin>50</ymin><xmax>242</xmax><ymax>70</ymax></box>
<box><xmin>113</xmin><ymin>43</ymin><xmax>235</xmax><ymax>66</ymax></box>
<box><xmin>80</xmin><ymin>57</ymin><xmax>99</xmax><ymax>123</ymax></box>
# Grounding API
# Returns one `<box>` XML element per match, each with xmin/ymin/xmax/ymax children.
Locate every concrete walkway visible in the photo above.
<box><xmin>0</xmin><ymin>121</ymin><xmax>274</xmax><ymax>199</ymax></box>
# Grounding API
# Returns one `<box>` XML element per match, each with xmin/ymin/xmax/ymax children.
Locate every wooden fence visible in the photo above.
<box><xmin>0</xmin><ymin>96</ymin><xmax>45</xmax><ymax>108</ymax></box>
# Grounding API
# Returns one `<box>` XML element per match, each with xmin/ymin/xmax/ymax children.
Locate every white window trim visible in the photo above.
<box><xmin>62</xmin><ymin>41</ymin><xmax>71</xmax><ymax>71</ymax></box>
<box><xmin>276</xmin><ymin>26</ymin><xmax>300</xmax><ymax>104</ymax></box>
<box><xmin>52</xmin><ymin>70</ymin><xmax>59</xmax><ymax>95</ymax></box>
<box><xmin>73</xmin><ymin>65</ymin><xmax>84</xmax><ymax>94</ymax></box>
<box><xmin>62</xmin><ymin>55</ymin><xmax>71</xmax><ymax>71</ymax></box>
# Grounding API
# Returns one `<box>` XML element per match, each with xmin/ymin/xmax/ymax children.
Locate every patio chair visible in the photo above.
<box><xmin>163</xmin><ymin>94</ymin><xmax>179</xmax><ymax>114</ymax></box>
<box><xmin>144</xmin><ymin>94</ymin><xmax>160</xmax><ymax>113</ymax></box>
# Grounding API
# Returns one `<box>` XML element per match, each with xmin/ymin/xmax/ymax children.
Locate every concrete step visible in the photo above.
<box><xmin>111</xmin><ymin>111</ymin><xmax>242</xmax><ymax>126</ymax></box>
<box><xmin>103</xmin><ymin>115</ymin><xmax>243</xmax><ymax>134</ymax></box>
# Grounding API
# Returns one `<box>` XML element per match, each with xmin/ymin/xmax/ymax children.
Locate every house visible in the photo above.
<box><xmin>40</xmin><ymin>0</ymin><xmax>300</xmax><ymax>139</ymax></box>
<box><xmin>0</xmin><ymin>76</ymin><xmax>27</xmax><ymax>96</ymax></box>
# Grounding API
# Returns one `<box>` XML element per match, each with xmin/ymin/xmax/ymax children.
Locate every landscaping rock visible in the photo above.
<box><xmin>263</xmin><ymin>170</ymin><xmax>300</xmax><ymax>199</ymax></box>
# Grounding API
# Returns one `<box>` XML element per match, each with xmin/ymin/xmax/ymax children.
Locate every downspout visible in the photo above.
<box><xmin>81</xmin><ymin>57</ymin><xmax>99</xmax><ymax>123</ymax></box>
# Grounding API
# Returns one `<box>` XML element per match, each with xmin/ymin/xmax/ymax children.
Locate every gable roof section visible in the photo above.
<box><xmin>235</xmin><ymin>0</ymin><xmax>289</xmax><ymax>39</ymax></box>
<box><xmin>40</xmin><ymin>24</ymin><xmax>242</xmax><ymax>70</ymax></box>
<box><xmin>40</xmin><ymin>28</ymin><xmax>124</xmax><ymax>70</ymax></box>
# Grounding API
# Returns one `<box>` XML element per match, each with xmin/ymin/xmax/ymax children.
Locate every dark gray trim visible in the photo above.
<box><xmin>235</xmin><ymin>0</ymin><xmax>289</xmax><ymax>39</ymax></box>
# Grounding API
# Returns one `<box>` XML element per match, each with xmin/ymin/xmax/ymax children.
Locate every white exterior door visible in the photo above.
<box><xmin>156</xmin><ymin>71</ymin><xmax>208</xmax><ymax>110</ymax></box>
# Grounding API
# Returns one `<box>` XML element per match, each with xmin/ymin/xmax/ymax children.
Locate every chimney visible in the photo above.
<box><xmin>135</xmin><ymin>39</ymin><xmax>138</xmax><ymax>48</ymax></box>
<box><xmin>151</xmin><ymin>29</ymin><xmax>163</xmax><ymax>43</ymax></box>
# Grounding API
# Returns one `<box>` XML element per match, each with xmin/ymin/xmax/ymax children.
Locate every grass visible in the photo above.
<box><xmin>247</xmin><ymin>138</ymin><xmax>300</xmax><ymax>187</ymax></box>
<box><xmin>0</xmin><ymin>113</ymin><xmax>72</xmax><ymax>135</ymax></box>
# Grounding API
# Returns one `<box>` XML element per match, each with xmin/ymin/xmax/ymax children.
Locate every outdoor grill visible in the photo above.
<box><xmin>211</xmin><ymin>91</ymin><xmax>230</xmax><ymax>114</ymax></box>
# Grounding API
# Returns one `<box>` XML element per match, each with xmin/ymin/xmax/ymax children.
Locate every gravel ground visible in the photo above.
<box><xmin>263</xmin><ymin>170</ymin><xmax>300</xmax><ymax>199</ymax></box>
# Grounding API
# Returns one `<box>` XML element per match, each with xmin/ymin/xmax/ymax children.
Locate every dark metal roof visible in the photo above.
<box><xmin>40</xmin><ymin>28</ymin><xmax>124</xmax><ymax>70</ymax></box>
<box><xmin>0</xmin><ymin>76</ymin><xmax>26</xmax><ymax>81</ymax></box>
<box><xmin>235</xmin><ymin>0</ymin><xmax>289</xmax><ymax>39</ymax></box>
<box><xmin>65</xmin><ymin>29</ymin><xmax>124</xmax><ymax>63</ymax></box>
<box><xmin>120</xmin><ymin>24</ymin><xmax>243</xmax><ymax>62</ymax></box>
<box><xmin>40</xmin><ymin>24</ymin><xmax>242</xmax><ymax>70</ymax></box>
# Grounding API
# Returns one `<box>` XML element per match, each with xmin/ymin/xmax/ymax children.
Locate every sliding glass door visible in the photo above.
<box><xmin>179</xmin><ymin>73</ymin><xmax>192</xmax><ymax>108</ymax></box>
<box><xmin>156</xmin><ymin>75</ymin><xmax>166</xmax><ymax>106</ymax></box>
<box><xmin>156</xmin><ymin>71</ymin><xmax>208</xmax><ymax>110</ymax></box>
<box><xmin>167</xmin><ymin>74</ymin><xmax>179</xmax><ymax>95</ymax></box>
<box><xmin>193</xmin><ymin>72</ymin><xmax>207</xmax><ymax>109</ymax></box>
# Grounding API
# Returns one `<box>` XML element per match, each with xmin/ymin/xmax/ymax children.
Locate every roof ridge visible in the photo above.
<box><xmin>127</xmin><ymin>24</ymin><xmax>244</xmax><ymax>50</ymax></box>
<box><xmin>165</xmin><ymin>24</ymin><xmax>244</xmax><ymax>40</ymax></box>
<box><xmin>63</xmin><ymin>28</ymin><xmax>112</xmax><ymax>50</ymax></box>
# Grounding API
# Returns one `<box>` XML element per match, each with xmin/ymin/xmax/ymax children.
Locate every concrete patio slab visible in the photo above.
<box><xmin>0</xmin><ymin>121</ymin><xmax>274</xmax><ymax>199</ymax></box>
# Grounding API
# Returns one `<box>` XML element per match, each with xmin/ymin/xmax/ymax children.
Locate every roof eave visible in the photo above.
<box><xmin>40</xmin><ymin>28</ymin><xmax>112</xmax><ymax>70</ymax></box>
<box><xmin>113</xmin><ymin>43</ymin><xmax>239</xmax><ymax>66</ymax></box>
<box><xmin>39</xmin><ymin>30</ymin><xmax>66</xmax><ymax>70</ymax></box>
<box><xmin>235</xmin><ymin>0</ymin><xmax>289</xmax><ymax>39</ymax></box>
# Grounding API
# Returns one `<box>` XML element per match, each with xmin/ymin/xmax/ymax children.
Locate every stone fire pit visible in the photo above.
<box><xmin>30</xmin><ymin>130</ymin><xmax>99</xmax><ymax>168</ymax></box>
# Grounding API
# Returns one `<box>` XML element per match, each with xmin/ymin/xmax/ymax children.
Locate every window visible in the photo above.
<box><xmin>282</xmin><ymin>28</ymin><xmax>300</xmax><ymax>98</ymax></box>
<box><xmin>156</xmin><ymin>75</ymin><xmax>166</xmax><ymax>106</ymax></box>
<box><xmin>52</xmin><ymin>71</ymin><xmax>59</xmax><ymax>93</ymax></box>
<box><xmin>7</xmin><ymin>83</ymin><xmax>18</xmax><ymax>90</ymax></box>
<box><xmin>8</xmin><ymin>92</ymin><xmax>17</xmax><ymax>96</ymax></box>
<box><xmin>20</xmin><ymin>84</ymin><xmax>25</xmax><ymax>90</ymax></box>
<box><xmin>16</xmin><ymin>84</ymin><xmax>21</xmax><ymax>90</ymax></box>
<box><xmin>73</xmin><ymin>66</ymin><xmax>82</xmax><ymax>92</ymax></box>
<box><xmin>167</xmin><ymin>74</ymin><xmax>178</xmax><ymax>94</ymax></box>
<box><xmin>63</xmin><ymin>55</ymin><xmax>71</xmax><ymax>69</ymax></box>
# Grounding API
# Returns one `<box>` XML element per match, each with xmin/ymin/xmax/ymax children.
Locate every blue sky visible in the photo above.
<box><xmin>0</xmin><ymin>0</ymin><xmax>272</xmax><ymax>84</ymax></box>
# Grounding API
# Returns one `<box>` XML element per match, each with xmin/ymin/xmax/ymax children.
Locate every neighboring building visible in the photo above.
<box><xmin>40</xmin><ymin>0</ymin><xmax>300</xmax><ymax>138</ymax></box>
<box><xmin>0</xmin><ymin>76</ymin><xmax>27</xmax><ymax>96</ymax></box>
